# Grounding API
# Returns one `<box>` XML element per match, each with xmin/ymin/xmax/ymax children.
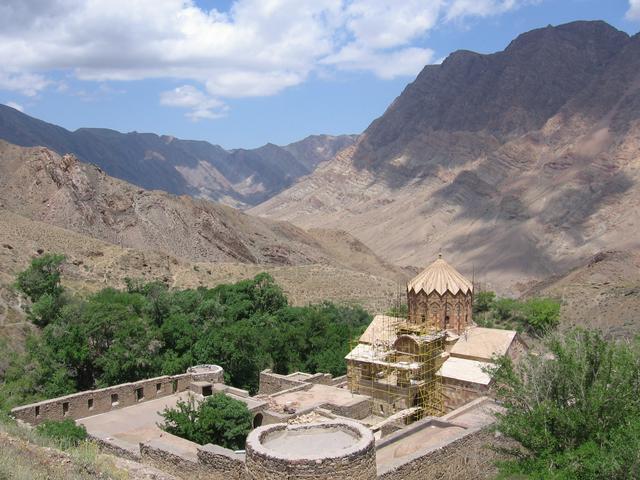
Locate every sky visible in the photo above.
<box><xmin>1</xmin><ymin>0</ymin><xmax>639</xmax><ymax>149</ymax></box>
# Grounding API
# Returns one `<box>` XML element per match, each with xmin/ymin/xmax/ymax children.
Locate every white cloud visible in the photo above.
<box><xmin>627</xmin><ymin>0</ymin><xmax>640</xmax><ymax>21</ymax></box>
<box><xmin>160</xmin><ymin>85</ymin><xmax>228</xmax><ymax>121</ymax></box>
<box><xmin>0</xmin><ymin>0</ymin><xmax>535</xmax><ymax>116</ymax></box>
<box><xmin>0</xmin><ymin>71</ymin><xmax>50</xmax><ymax>96</ymax></box>
<box><xmin>5</xmin><ymin>101</ymin><xmax>24</xmax><ymax>112</ymax></box>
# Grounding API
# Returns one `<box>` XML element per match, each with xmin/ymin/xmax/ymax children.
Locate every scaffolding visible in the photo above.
<box><xmin>346</xmin><ymin>286</ymin><xmax>445</xmax><ymax>421</ymax></box>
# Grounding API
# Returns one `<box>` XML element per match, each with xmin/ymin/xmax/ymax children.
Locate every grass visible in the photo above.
<box><xmin>0</xmin><ymin>414</ymin><xmax>128</xmax><ymax>480</ymax></box>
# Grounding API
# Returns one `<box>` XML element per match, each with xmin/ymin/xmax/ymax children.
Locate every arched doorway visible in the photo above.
<box><xmin>253</xmin><ymin>413</ymin><xmax>264</xmax><ymax>428</ymax></box>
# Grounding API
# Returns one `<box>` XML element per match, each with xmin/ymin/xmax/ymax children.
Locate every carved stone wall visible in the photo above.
<box><xmin>407</xmin><ymin>290</ymin><xmax>473</xmax><ymax>334</ymax></box>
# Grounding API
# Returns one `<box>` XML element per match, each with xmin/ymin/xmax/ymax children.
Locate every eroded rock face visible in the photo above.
<box><xmin>251</xmin><ymin>21</ymin><xmax>640</xmax><ymax>294</ymax></box>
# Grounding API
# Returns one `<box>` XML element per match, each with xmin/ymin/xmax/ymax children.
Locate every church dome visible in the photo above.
<box><xmin>407</xmin><ymin>255</ymin><xmax>473</xmax><ymax>296</ymax></box>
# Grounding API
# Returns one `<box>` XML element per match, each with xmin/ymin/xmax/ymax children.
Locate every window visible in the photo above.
<box><xmin>88</xmin><ymin>398</ymin><xmax>94</xmax><ymax>410</ymax></box>
<box><xmin>111</xmin><ymin>393</ymin><xmax>119</xmax><ymax>407</ymax></box>
<box><xmin>135</xmin><ymin>387</ymin><xmax>144</xmax><ymax>402</ymax></box>
<box><xmin>444</xmin><ymin>315</ymin><xmax>450</xmax><ymax>327</ymax></box>
<box><xmin>379</xmin><ymin>404</ymin><xmax>384</xmax><ymax>414</ymax></box>
<box><xmin>62</xmin><ymin>402</ymin><xmax>69</xmax><ymax>416</ymax></box>
<box><xmin>172</xmin><ymin>380</ymin><xmax>178</xmax><ymax>393</ymax></box>
<box><xmin>202</xmin><ymin>385</ymin><xmax>213</xmax><ymax>397</ymax></box>
<box><xmin>156</xmin><ymin>383</ymin><xmax>162</xmax><ymax>394</ymax></box>
<box><xmin>35</xmin><ymin>406</ymin><xmax>40</xmax><ymax>418</ymax></box>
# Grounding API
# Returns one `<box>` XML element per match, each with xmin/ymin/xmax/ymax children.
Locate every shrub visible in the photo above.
<box><xmin>492</xmin><ymin>329</ymin><xmax>640</xmax><ymax>479</ymax></box>
<box><xmin>160</xmin><ymin>392</ymin><xmax>252</xmax><ymax>450</ymax></box>
<box><xmin>35</xmin><ymin>419</ymin><xmax>87</xmax><ymax>447</ymax></box>
<box><xmin>14</xmin><ymin>254</ymin><xmax>66</xmax><ymax>326</ymax></box>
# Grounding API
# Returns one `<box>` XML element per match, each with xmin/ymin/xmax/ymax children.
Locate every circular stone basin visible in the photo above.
<box><xmin>263</xmin><ymin>425</ymin><xmax>359</xmax><ymax>456</ymax></box>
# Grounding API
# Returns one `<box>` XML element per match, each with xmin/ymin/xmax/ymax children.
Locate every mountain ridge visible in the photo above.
<box><xmin>250</xmin><ymin>20</ymin><xmax>640</xmax><ymax>294</ymax></box>
<box><xmin>0</xmin><ymin>104</ymin><xmax>357</xmax><ymax>208</ymax></box>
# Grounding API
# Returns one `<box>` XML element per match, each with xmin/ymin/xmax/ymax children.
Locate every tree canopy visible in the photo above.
<box><xmin>473</xmin><ymin>291</ymin><xmax>560</xmax><ymax>336</ymax></box>
<box><xmin>0</xmin><ymin>256</ymin><xmax>371</xmax><ymax>411</ymax></box>
<box><xmin>160</xmin><ymin>392</ymin><xmax>252</xmax><ymax>450</ymax></box>
<box><xmin>492</xmin><ymin>329</ymin><xmax>640</xmax><ymax>479</ymax></box>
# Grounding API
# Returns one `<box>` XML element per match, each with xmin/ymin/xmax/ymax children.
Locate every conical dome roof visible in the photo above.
<box><xmin>407</xmin><ymin>255</ymin><xmax>473</xmax><ymax>296</ymax></box>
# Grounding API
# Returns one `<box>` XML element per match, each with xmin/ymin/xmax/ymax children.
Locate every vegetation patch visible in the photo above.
<box><xmin>492</xmin><ymin>329</ymin><xmax>640</xmax><ymax>479</ymax></box>
<box><xmin>1</xmin><ymin>255</ymin><xmax>371</xmax><ymax>411</ymax></box>
<box><xmin>36</xmin><ymin>419</ymin><xmax>87</xmax><ymax>448</ymax></box>
<box><xmin>473</xmin><ymin>291</ymin><xmax>560</xmax><ymax>336</ymax></box>
<box><xmin>160</xmin><ymin>392</ymin><xmax>252</xmax><ymax>450</ymax></box>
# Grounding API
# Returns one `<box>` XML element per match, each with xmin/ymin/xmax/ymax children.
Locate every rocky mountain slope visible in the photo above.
<box><xmin>0</xmin><ymin>104</ymin><xmax>356</xmax><ymax>207</ymax></box>
<box><xmin>0</xmin><ymin>140</ymin><xmax>406</xmax><ymax>281</ymax></box>
<box><xmin>251</xmin><ymin>21</ymin><xmax>640</xmax><ymax>293</ymax></box>
<box><xmin>526</xmin><ymin>250</ymin><xmax>640</xmax><ymax>338</ymax></box>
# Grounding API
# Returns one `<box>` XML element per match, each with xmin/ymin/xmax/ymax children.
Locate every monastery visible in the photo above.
<box><xmin>11</xmin><ymin>256</ymin><xmax>525</xmax><ymax>480</ymax></box>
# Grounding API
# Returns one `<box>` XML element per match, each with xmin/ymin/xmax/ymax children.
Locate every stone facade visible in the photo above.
<box><xmin>11</xmin><ymin>365</ymin><xmax>224</xmax><ymax>425</ymax></box>
<box><xmin>245</xmin><ymin>422</ymin><xmax>377</xmax><ymax>480</ymax></box>
<box><xmin>407</xmin><ymin>290</ymin><xmax>473</xmax><ymax>334</ymax></box>
<box><xmin>442</xmin><ymin>378</ymin><xmax>490</xmax><ymax>412</ymax></box>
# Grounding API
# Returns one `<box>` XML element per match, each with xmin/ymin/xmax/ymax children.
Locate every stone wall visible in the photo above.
<box><xmin>11</xmin><ymin>365</ymin><xmax>224</xmax><ymax>425</ymax></box>
<box><xmin>245</xmin><ymin>422</ymin><xmax>376</xmax><ymax>480</ymax></box>
<box><xmin>139</xmin><ymin>439</ymin><xmax>246</xmax><ymax>480</ymax></box>
<box><xmin>377</xmin><ymin>427</ymin><xmax>516</xmax><ymax>480</ymax></box>
<box><xmin>407</xmin><ymin>290</ymin><xmax>473</xmax><ymax>334</ymax></box>
<box><xmin>258</xmin><ymin>370</ymin><xmax>306</xmax><ymax>395</ymax></box>
<box><xmin>442</xmin><ymin>378</ymin><xmax>488</xmax><ymax>412</ymax></box>
<box><xmin>198</xmin><ymin>444</ymin><xmax>246</xmax><ymax>480</ymax></box>
<box><xmin>319</xmin><ymin>397</ymin><xmax>371</xmax><ymax>420</ymax></box>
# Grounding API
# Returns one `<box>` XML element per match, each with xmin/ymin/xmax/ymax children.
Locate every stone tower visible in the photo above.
<box><xmin>406</xmin><ymin>255</ymin><xmax>473</xmax><ymax>334</ymax></box>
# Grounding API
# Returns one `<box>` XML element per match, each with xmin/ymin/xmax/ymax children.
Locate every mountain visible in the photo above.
<box><xmin>0</xmin><ymin>140</ymin><xmax>408</xmax><ymax>283</ymax></box>
<box><xmin>251</xmin><ymin>21</ymin><xmax>640</xmax><ymax>294</ymax></box>
<box><xmin>523</xmin><ymin>249</ymin><xmax>640</xmax><ymax>338</ymax></box>
<box><xmin>0</xmin><ymin>104</ymin><xmax>356</xmax><ymax>208</ymax></box>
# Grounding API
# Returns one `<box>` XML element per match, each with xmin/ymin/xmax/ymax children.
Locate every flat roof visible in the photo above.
<box><xmin>376</xmin><ymin>398</ymin><xmax>499</xmax><ymax>472</ymax></box>
<box><xmin>450</xmin><ymin>327</ymin><xmax>517</xmax><ymax>361</ymax></box>
<box><xmin>78</xmin><ymin>389</ymin><xmax>264</xmax><ymax>455</ymax></box>
<box><xmin>78</xmin><ymin>391</ymin><xmax>199</xmax><ymax>456</ymax></box>
<box><xmin>269</xmin><ymin>384</ymin><xmax>368</xmax><ymax>412</ymax></box>
<box><xmin>437</xmin><ymin>357</ymin><xmax>493</xmax><ymax>385</ymax></box>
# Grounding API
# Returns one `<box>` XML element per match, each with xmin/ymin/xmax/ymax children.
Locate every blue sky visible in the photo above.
<box><xmin>1</xmin><ymin>0</ymin><xmax>638</xmax><ymax>149</ymax></box>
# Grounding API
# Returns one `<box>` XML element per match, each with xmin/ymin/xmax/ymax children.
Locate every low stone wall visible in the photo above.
<box><xmin>320</xmin><ymin>396</ymin><xmax>371</xmax><ymax>420</ymax></box>
<box><xmin>198</xmin><ymin>444</ymin><xmax>246</xmax><ymax>480</ymax></box>
<box><xmin>245</xmin><ymin>421</ymin><xmax>376</xmax><ymax>480</ymax></box>
<box><xmin>258</xmin><ymin>370</ymin><xmax>306</xmax><ymax>395</ymax></box>
<box><xmin>140</xmin><ymin>440</ymin><xmax>207</xmax><ymax>480</ymax></box>
<box><xmin>377</xmin><ymin>427</ymin><xmax>515</xmax><ymax>480</ymax></box>
<box><xmin>11</xmin><ymin>365</ymin><xmax>224</xmax><ymax>425</ymax></box>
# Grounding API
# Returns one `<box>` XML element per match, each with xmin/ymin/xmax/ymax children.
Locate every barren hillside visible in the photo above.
<box><xmin>0</xmin><ymin>140</ymin><xmax>407</xmax><ymax>284</ymax></box>
<box><xmin>0</xmin><ymin>104</ymin><xmax>356</xmax><ymax>207</ymax></box>
<box><xmin>0</xmin><ymin>209</ymin><xmax>402</xmax><ymax>333</ymax></box>
<box><xmin>525</xmin><ymin>250</ymin><xmax>640</xmax><ymax>338</ymax></box>
<box><xmin>251</xmin><ymin>22</ymin><xmax>640</xmax><ymax>294</ymax></box>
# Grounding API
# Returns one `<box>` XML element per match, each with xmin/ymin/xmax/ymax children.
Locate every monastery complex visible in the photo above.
<box><xmin>11</xmin><ymin>256</ymin><xmax>526</xmax><ymax>479</ymax></box>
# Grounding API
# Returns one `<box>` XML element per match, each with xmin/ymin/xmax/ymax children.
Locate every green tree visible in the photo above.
<box><xmin>15</xmin><ymin>254</ymin><xmax>66</xmax><ymax>326</ymax></box>
<box><xmin>160</xmin><ymin>393</ymin><xmax>252</xmax><ymax>450</ymax></box>
<box><xmin>520</xmin><ymin>298</ymin><xmax>560</xmax><ymax>335</ymax></box>
<box><xmin>492</xmin><ymin>329</ymin><xmax>640</xmax><ymax>479</ymax></box>
<box><xmin>473</xmin><ymin>291</ymin><xmax>496</xmax><ymax>314</ymax></box>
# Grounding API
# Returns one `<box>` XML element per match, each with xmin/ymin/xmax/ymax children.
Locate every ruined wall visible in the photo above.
<box><xmin>258</xmin><ymin>370</ymin><xmax>306</xmax><ymax>395</ymax></box>
<box><xmin>11</xmin><ymin>366</ymin><xmax>224</xmax><ymax>425</ymax></box>
<box><xmin>377</xmin><ymin>427</ymin><xmax>516</xmax><ymax>480</ymax></box>
<box><xmin>407</xmin><ymin>290</ymin><xmax>473</xmax><ymax>334</ymax></box>
<box><xmin>442</xmin><ymin>378</ymin><xmax>488</xmax><ymax>412</ymax></box>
